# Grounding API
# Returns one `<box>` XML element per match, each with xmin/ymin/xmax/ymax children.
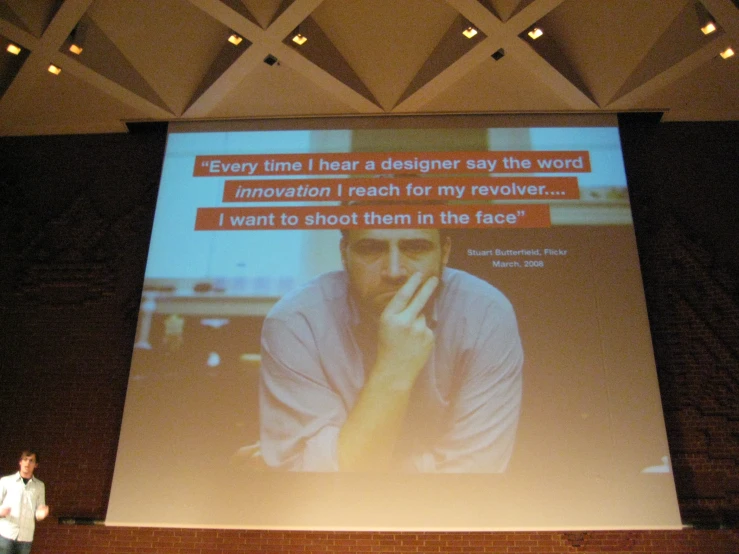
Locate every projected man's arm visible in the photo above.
<box><xmin>337</xmin><ymin>273</ymin><xmax>438</xmax><ymax>472</ymax></box>
<box><xmin>427</xmin><ymin>303</ymin><xmax>523</xmax><ymax>473</ymax></box>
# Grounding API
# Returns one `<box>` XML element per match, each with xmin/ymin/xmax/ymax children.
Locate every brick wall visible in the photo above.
<box><xmin>29</xmin><ymin>526</ymin><xmax>739</xmax><ymax>553</ymax></box>
<box><xmin>620</xmin><ymin>118</ymin><xmax>739</xmax><ymax>530</ymax></box>
<box><xmin>0</xmin><ymin>119</ymin><xmax>737</xmax><ymax>553</ymax></box>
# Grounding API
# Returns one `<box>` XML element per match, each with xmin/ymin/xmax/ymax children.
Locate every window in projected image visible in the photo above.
<box><xmin>108</xmin><ymin>117</ymin><xmax>681</xmax><ymax>532</ymax></box>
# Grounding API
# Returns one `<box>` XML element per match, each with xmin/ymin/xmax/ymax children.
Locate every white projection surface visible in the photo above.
<box><xmin>107</xmin><ymin>115</ymin><xmax>681</xmax><ymax>531</ymax></box>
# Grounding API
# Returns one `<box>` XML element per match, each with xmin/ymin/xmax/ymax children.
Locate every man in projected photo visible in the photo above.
<box><xmin>259</xmin><ymin>227</ymin><xmax>523</xmax><ymax>472</ymax></box>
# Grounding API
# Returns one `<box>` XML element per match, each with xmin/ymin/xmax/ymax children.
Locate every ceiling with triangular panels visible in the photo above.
<box><xmin>0</xmin><ymin>0</ymin><xmax>737</xmax><ymax>136</ymax></box>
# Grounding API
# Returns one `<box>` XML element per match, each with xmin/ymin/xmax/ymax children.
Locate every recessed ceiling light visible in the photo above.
<box><xmin>462</xmin><ymin>26</ymin><xmax>478</xmax><ymax>39</ymax></box>
<box><xmin>48</xmin><ymin>64</ymin><xmax>61</xmax><ymax>75</ymax></box>
<box><xmin>719</xmin><ymin>47</ymin><xmax>734</xmax><ymax>59</ymax></box>
<box><xmin>6</xmin><ymin>43</ymin><xmax>21</xmax><ymax>55</ymax></box>
<box><xmin>701</xmin><ymin>21</ymin><xmax>717</xmax><ymax>35</ymax></box>
<box><xmin>228</xmin><ymin>33</ymin><xmax>243</xmax><ymax>46</ymax></box>
<box><xmin>69</xmin><ymin>43</ymin><xmax>83</xmax><ymax>55</ymax></box>
<box><xmin>292</xmin><ymin>33</ymin><xmax>307</xmax><ymax>45</ymax></box>
<box><xmin>528</xmin><ymin>27</ymin><xmax>543</xmax><ymax>40</ymax></box>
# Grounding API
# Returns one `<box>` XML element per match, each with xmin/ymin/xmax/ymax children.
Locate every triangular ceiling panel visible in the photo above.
<box><xmin>187</xmin><ymin>37</ymin><xmax>252</xmax><ymax>113</ymax></box>
<box><xmin>87</xmin><ymin>0</ymin><xmax>232</xmax><ymax>115</ymax></box>
<box><xmin>478</xmin><ymin>0</ymin><xmax>536</xmax><ymax>22</ymax></box>
<box><xmin>631</xmin><ymin>55</ymin><xmax>739</xmax><ymax>121</ymax></box>
<box><xmin>311</xmin><ymin>0</ymin><xmax>459</xmax><ymax>110</ymax></box>
<box><xmin>217</xmin><ymin>0</ymin><xmax>271</xmax><ymax>28</ymax></box>
<box><xmin>281</xmin><ymin>15</ymin><xmax>378</xmax><ymax>106</ymax></box>
<box><xmin>0</xmin><ymin>2</ymin><xmax>30</xmax><ymax>34</ymax></box>
<box><xmin>611</xmin><ymin>1</ymin><xmax>727</xmax><ymax>106</ymax></box>
<box><xmin>59</xmin><ymin>15</ymin><xmax>169</xmax><ymax>112</ymax></box>
<box><xmin>208</xmin><ymin>60</ymin><xmax>359</xmax><ymax>119</ymax></box>
<box><xmin>0</xmin><ymin>0</ymin><xmax>62</xmax><ymax>38</ymax></box>
<box><xmin>398</xmin><ymin>14</ymin><xmax>487</xmax><ymax>105</ymax></box>
<box><xmin>243</xmin><ymin>0</ymin><xmax>293</xmax><ymax>29</ymax></box>
<box><xmin>0</xmin><ymin>68</ymin><xmax>147</xmax><ymax>136</ymax></box>
<box><xmin>518</xmin><ymin>25</ymin><xmax>595</xmax><ymax>105</ymax></box>
<box><xmin>419</xmin><ymin>54</ymin><xmax>573</xmax><ymax>113</ymax></box>
<box><xmin>532</xmin><ymin>0</ymin><xmax>689</xmax><ymax>107</ymax></box>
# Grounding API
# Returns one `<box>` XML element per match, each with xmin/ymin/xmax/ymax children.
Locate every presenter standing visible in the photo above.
<box><xmin>0</xmin><ymin>450</ymin><xmax>49</xmax><ymax>554</ymax></box>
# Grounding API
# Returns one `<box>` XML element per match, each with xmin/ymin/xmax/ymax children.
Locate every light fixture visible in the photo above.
<box><xmin>528</xmin><ymin>27</ymin><xmax>543</xmax><ymax>40</ymax></box>
<box><xmin>264</xmin><ymin>54</ymin><xmax>278</xmax><ymax>66</ymax></box>
<box><xmin>228</xmin><ymin>33</ymin><xmax>243</xmax><ymax>46</ymax></box>
<box><xmin>67</xmin><ymin>24</ymin><xmax>86</xmax><ymax>56</ymax></box>
<box><xmin>695</xmin><ymin>3</ymin><xmax>718</xmax><ymax>36</ymax></box>
<box><xmin>47</xmin><ymin>64</ymin><xmax>61</xmax><ymax>75</ymax></box>
<box><xmin>491</xmin><ymin>48</ymin><xmax>505</xmax><ymax>61</ymax></box>
<box><xmin>291</xmin><ymin>32</ymin><xmax>307</xmax><ymax>45</ymax></box>
<box><xmin>6</xmin><ymin>43</ymin><xmax>21</xmax><ymax>55</ymax></box>
<box><xmin>720</xmin><ymin>47</ymin><xmax>734</xmax><ymax>59</ymax></box>
<box><xmin>462</xmin><ymin>26</ymin><xmax>478</xmax><ymax>39</ymax></box>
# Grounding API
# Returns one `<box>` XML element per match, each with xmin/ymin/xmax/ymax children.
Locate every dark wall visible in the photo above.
<box><xmin>0</xmin><ymin>129</ymin><xmax>166</xmax><ymax>517</ymax></box>
<box><xmin>0</xmin><ymin>119</ymin><xmax>737</xmax><ymax>553</ymax></box>
<box><xmin>619</xmin><ymin>117</ymin><xmax>739</xmax><ymax>530</ymax></box>
<box><xmin>620</xmin><ymin>117</ymin><xmax>739</xmax><ymax>278</ymax></box>
<box><xmin>622</xmin><ymin>115</ymin><xmax>739</xmax><ymax>528</ymax></box>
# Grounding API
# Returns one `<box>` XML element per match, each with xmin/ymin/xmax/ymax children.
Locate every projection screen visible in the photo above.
<box><xmin>107</xmin><ymin>114</ymin><xmax>681</xmax><ymax>530</ymax></box>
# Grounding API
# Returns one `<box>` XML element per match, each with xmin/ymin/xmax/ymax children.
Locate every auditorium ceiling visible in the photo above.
<box><xmin>1</xmin><ymin>0</ymin><xmax>737</xmax><ymax>135</ymax></box>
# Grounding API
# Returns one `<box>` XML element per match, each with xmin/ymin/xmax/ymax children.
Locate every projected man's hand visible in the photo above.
<box><xmin>375</xmin><ymin>272</ymin><xmax>439</xmax><ymax>389</ymax></box>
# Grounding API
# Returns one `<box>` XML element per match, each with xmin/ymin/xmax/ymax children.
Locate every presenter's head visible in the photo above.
<box><xmin>340</xmin><ymin>228</ymin><xmax>451</xmax><ymax>320</ymax></box>
<box><xmin>19</xmin><ymin>449</ymin><xmax>39</xmax><ymax>478</ymax></box>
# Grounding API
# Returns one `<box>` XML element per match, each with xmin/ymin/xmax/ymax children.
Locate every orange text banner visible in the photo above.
<box><xmin>194</xmin><ymin>204</ymin><xmax>551</xmax><ymax>230</ymax></box>
<box><xmin>222</xmin><ymin>176</ymin><xmax>579</xmax><ymax>202</ymax></box>
<box><xmin>194</xmin><ymin>151</ymin><xmax>591</xmax><ymax>177</ymax></box>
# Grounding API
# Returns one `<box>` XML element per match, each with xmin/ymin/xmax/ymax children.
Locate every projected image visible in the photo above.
<box><xmin>259</xmin><ymin>226</ymin><xmax>523</xmax><ymax>473</ymax></box>
<box><xmin>107</xmin><ymin>120</ymin><xmax>680</xmax><ymax>531</ymax></box>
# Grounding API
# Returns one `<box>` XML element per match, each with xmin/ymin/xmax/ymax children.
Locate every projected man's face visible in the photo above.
<box><xmin>341</xmin><ymin>229</ymin><xmax>451</xmax><ymax>321</ymax></box>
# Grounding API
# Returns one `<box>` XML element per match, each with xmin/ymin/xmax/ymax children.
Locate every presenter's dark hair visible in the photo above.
<box><xmin>20</xmin><ymin>449</ymin><xmax>40</xmax><ymax>462</ymax></box>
